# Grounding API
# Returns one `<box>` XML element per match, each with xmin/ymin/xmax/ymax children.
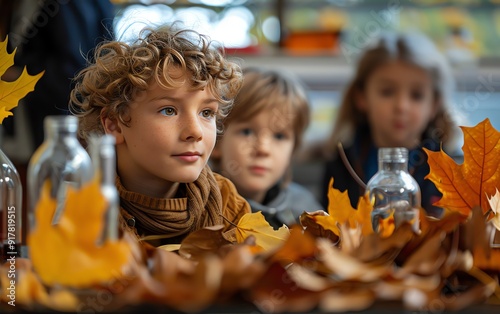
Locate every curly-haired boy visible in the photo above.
<box><xmin>70</xmin><ymin>24</ymin><xmax>250</xmax><ymax>246</ymax></box>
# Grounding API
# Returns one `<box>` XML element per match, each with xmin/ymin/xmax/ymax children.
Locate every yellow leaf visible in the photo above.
<box><xmin>235</xmin><ymin>211</ymin><xmax>290</xmax><ymax>252</ymax></box>
<box><xmin>327</xmin><ymin>178</ymin><xmax>354</xmax><ymax>235</ymax></box>
<box><xmin>28</xmin><ymin>177</ymin><xmax>132</xmax><ymax>288</ymax></box>
<box><xmin>355</xmin><ymin>194</ymin><xmax>376</xmax><ymax>236</ymax></box>
<box><xmin>325</xmin><ymin>178</ymin><xmax>379</xmax><ymax>237</ymax></box>
<box><xmin>0</xmin><ymin>36</ymin><xmax>15</xmax><ymax>75</ymax></box>
<box><xmin>0</xmin><ymin>36</ymin><xmax>44</xmax><ymax>124</ymax></box>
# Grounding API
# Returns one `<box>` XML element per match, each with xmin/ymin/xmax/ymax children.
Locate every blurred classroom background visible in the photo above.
<box><xmin>110</xmin><ymin>0</ymin><xmax>500</xmax><ymax>198</ymax></box>
<box><xmin>2</xmin><ymin>0</ymin><xmax>500</xmax><ymax>199</ymax></box>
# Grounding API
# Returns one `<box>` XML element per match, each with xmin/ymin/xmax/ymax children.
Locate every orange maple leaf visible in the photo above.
<box><xmin>28</xmin><ymin>177</ymin><xmax>132</xmax><ymax>287</ymax></box>
<box><xmin>424</xmin><ymin>118</ymin><xmax>500</xmax><ymax>216</ymax></box>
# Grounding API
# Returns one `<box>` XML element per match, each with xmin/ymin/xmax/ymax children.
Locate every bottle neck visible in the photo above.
<box><xmin>100</xmin><ymin>146</ymin><xmax>116</xmax><ymax>186</ymax></box>
<box><xmin>44</xmin><ymin>116</ymin><xmax>79</xmax><ymax>142</ymax></box>
<box><xmin>45</xmin><ymin>129</ymin><xmax>78</xmax><ymax>142</ymax></box>
<box><xmin>377</xmin><ymin>147</ymin><xmax>409</xmax><ymax>173</ymax></box>
<box><xmin>379</xmin><ymin>160</ymin><xmax>409</xmax><ymax>172</ymax></box>
<box><xmin>90</xmin><ymin>135</ymin><xmax>116</xmax><ymax>185</ymax></box>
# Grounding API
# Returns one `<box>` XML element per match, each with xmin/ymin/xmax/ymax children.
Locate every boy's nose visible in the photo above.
<box><xmin>254</xmin><ymin>132</ymin><xmax>271</xmax><ymax>156</ymax></box>
<box><xmin>180</xmin><ymin>115</ymin><xmax>203</xmax><ymax>142</ymax></box>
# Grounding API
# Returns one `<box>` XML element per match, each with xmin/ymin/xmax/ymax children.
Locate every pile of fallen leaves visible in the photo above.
<box><xmin>2</xmin><ymin>119</ymin><xmax>499</xmax><ymax>313</ymax></box>
<box><xmin>1</xmin><ymin>34</ymin><xmax>499</xmax><ymax>312</ymax></box>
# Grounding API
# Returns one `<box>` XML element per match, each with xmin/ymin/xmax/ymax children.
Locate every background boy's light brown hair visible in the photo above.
<box><xmin>69</xmin><ymin>23</ymin><xmax>243</xmax><ymax>145</ymax></box>
<box><xmin>222</xmin><ymin>67</ymin><xmax>311</xmax><ymax>152</ymax></box>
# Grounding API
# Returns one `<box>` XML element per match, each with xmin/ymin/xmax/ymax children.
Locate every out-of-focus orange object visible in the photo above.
<box><xmin>282</xmin><ymin>31</ymin><xmax>341</xmax><ymax>55</ymax></box>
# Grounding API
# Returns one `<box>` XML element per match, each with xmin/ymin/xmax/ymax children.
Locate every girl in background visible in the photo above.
<box><xmin>321</xmin><ymin>32</ymin><xmax>464</xmax><ymax>218</ymax></box>
<box><xmin>211</xmin><ymin>67</ymin><xmax>324</xmax><ymax>229</ymax></box>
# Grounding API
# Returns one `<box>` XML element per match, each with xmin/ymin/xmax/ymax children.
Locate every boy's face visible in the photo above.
<box><xmin>107</xmin><ymin>73</ymin><xmax>218</xmax><ymax>197</ymax></box>
<box><xmin>215</xmin><ymin>109</ymin><xmax>295</xmax><ymax>203</ymax></box>
<box><xmin>358</xmin><ymin>60</ymin><xmax>436</xmax><ymax>149</ymax></box>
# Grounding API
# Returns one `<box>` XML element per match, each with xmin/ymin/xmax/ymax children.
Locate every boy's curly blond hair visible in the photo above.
<box><xmin>69</xmin><ymin>24</ymin><xmax>242</xmax><ymax>144</ymax></box>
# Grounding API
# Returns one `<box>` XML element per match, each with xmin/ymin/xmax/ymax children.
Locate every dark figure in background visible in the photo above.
<box><xmin>2</xmin><ymin>0</ymin><xmax>115</xmax><ymax>150</ymax></box>
<box><xmin>0</xmin><ymin>0</ymin><xmax>115</xmax><ymax>243</ymax></box>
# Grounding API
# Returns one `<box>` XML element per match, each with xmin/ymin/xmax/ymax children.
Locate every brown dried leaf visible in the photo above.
<box><xmin>249</xmin><ymin>262</ymin><xmax>325</xmax><ymax>313</ymax></box>
<box><xmin>397</xmin><ymin>209</ymin><xmax>465</xmax><ymax>264</ymax></box>
<box><xmin>178</xmin><ymin>225</ymin><xmax>233</xmax><ymax>260</ymax></box>
<box><xmin>149</xmin><ymin>248</ymin><xmax>223</xmax><ymax>312</ymax></box>
<box><xmin>219</xmin><ymin>245</ymin><xmax>266</xmax><ymax>296</ymax></box>
<box><xmin>316</xmin><ymin>239</ymin><xmax>388</xmax><ymax>282</ymax></box>
<box><xmin>353</xmin><ymin>223</ymin><xmax>415</xmax><ymax>264</ymax></box>
<box><xmin>338</xmin><ymin>223</ymin><xmax>362</xmax><ymax>254</ymax></box>
<box><xmin>299</xmin><ymin>210</ymin><xmax>339</xmax><ymax>243</ymax></box>
<box><xmin>396</xmin><ymin>232</ymin><xmax>448</xmax><ymax>277</ymax></box>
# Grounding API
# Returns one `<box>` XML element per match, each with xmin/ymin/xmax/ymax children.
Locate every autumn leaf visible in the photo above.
<box><xmin>357</xmin><ymin>194</ymin><xmax>380</xmax><ymax>236</ymax></box>
<box><xmin>464</xmin><ymin>206</ymin><xmax>500</xmax><ymax>271</ymax></box>
<box><xmin>425</xmin><ymin>118</ymin><xmax>500</xmax><ymax>216</ymax></box>
<box><xmin>300</xmin><ymin>210</ymin><xmax>340</xmax><ymax>243</ymax></box>
<box><xmin>487</xmin><ymin>189</ymin><xmax>500</xmax><ymax>231</ymax></box>
<box><xmin>316</xmin><ymin>238</ymin><xmax>389</xmax><ymax>281</ymax></box>
<box><xmin>0</xmin><ymin>36</ymin><xmax>44</xmax><ymax>123</ymax></box>
<box><xmin>178</xmin><ymin>225</ymin><xmax>233</xmax><ymax>260</ymax></box>
<box><xmin>321</xmin><ymin>178</ymin><xmax>385</xmax><ymax>237</ymax></box>
<box><xmin>270</xmin><ymin>225</ymin><xmax>318</xmax><ymax>264</ymax></box>
<box><xmin>235</xmin><ymin>211</ymin><xmax>290</xmax><ymax>252</ymax></box>
<box><xmin>28</xmin><ymin>177</ymin><xmax>132</xmax><ymax>287</ymax></box>
<box><xmin>248</xmin><ymin>262</ymin><xmax>327</xmax><ymax>313</ymax></box>
<box><xmin>326</xmin><ymin>177</ymin><xmax>354</xmax><ymax>235</ymax></box>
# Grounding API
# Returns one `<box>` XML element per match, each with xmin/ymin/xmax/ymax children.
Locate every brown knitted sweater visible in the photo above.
<box><xmin>117</xmin><ymin>165</ymin><xmax>250</xmax><ymax>247</ymax></box>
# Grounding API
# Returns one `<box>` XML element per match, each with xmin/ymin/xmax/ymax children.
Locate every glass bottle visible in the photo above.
<box><xmin>0</xmin><ymin>148</ymin><xmax>23</xmax><ymax>262</ymax></box>
<box><xmin>27</xmin><ymin>115</ymin><xmax>93</xmax><ymax>233</ymax></box>
<box><xmin>89</xmin><ymin>134</ymin><xmax>119</xmax><ymax>243</ymax></box>
<box><xmin>366</xmin><ymin>147</ymin><xmax>421</xmax><ymax>234</ymax></box>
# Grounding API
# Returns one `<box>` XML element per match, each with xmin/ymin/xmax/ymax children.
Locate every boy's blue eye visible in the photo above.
<box><xmin>200</xmin><ymin>109</ymin><xmax>216</xmax><ymax>119</ymax></box>
<box><xmin>160</xmin><ymin>107</ymin><xmax>176</xmax><ymax>116</ymax></box>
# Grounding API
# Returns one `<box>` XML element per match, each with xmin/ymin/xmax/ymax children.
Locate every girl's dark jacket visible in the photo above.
<box><xmin>320</xmin><ymin>128</ymin><xmax>445</xmax><ymax>218</ymax></box>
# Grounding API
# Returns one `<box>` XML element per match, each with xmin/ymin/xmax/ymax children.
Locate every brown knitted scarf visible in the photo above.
<box><xmin>117</xmin><ymin>165</ymin><xmax>223</xmax><ymax>239</ymax></box>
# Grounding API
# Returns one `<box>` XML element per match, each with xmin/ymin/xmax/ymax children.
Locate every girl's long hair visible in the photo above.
<box><xmin>324</xmin><ymin>31</ymin><xmax>464</xmax><ymax>158</ymax></box>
